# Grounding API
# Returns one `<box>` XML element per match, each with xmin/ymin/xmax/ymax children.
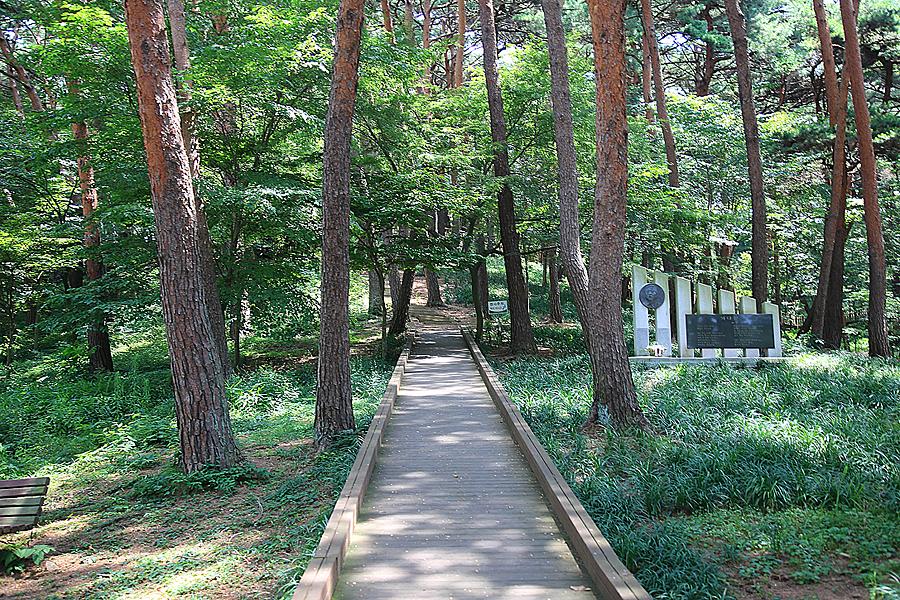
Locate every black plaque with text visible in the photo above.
<box><xmin>685</xmin><ymin>314</ymin><xmax>775</xmax><ymax>349</ymax></box>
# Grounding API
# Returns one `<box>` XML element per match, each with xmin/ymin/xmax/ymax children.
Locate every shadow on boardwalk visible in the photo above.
<box><xmin>333</xmin><ymin>330</ymin><xmax>597</xmax><ymax>600</ymax></box>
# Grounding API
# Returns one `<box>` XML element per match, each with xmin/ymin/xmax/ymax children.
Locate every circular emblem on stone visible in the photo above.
<box><xmin>639</xmin><ymin>283</ymin><xmax>665</xmax><ymax>309</ymax></box>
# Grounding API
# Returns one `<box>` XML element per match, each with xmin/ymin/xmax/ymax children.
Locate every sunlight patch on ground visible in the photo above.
<box><xmin>74</xmin><ymin>543</ymin><xmax>234</xmax><ymax>600</ymax></box>
<box><xmin>793</xmin><ymin>353</ymin><xmax>845</xmax><ymax>370</ymax></box>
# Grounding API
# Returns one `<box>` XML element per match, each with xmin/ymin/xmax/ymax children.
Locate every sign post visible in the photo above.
<box><xmin>487</xmin><ymin>301</ymin><xmax>508</xmax><ymax>343</ymax></box>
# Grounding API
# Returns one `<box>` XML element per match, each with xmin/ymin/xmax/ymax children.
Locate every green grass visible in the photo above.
<box><xmin>0</xmin><ymin>323</ymin><xmax>396</xmax><ymax>599</ymax></box>
<box><xmin>493</xmin><ymin>349</ymin><xmax>900</xmax><ymax>600</ymax></box>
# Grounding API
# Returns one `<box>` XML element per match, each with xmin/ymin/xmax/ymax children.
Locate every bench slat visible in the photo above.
<box><xmin>0</xmin><ymin>477</ymin><xmax>50</xmax><ymax>490</ymax></box>
<box><xmin>0</xmin><ymin>515</ymin><xmax>41</xmax><ymax>527</ymax></box>
<box><xmin>0</xmin><ymin>477</ymin><xmax>49</xmax><ymax>536</ymax></box>
<box><xmin>0</xmin><ymin>486</ymin><xmax>49</xmax><ymax>499</ymax></box>
<box><xmin>0</xmin><ymin>505</ymin><xmax>42</xmax><ymax>517</ymax></box>
<box><xmin>0</xmin><ymin>497</ymin><xmax>43</xmax><ymax>507</ymax></box>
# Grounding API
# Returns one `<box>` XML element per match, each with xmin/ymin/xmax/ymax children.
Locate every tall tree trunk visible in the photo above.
<box><xmin>124</xmin><ymin>0</ymin><xmax>244</xmax><ymax>473</ymax></box>
<box><xmin>167</xmin><ymin>0</ymin><xmax>231</xmax><ymax>377</ymax></box>
<box><xmin>425</xmin><ymin>211</ymin><xmax>446</xmax><ymax>307</ymax></box>
<box><xmin>422</xmin><ymin>0</ymin><xmax>432</xmax><ymax>87</ymax></box>
<box><xmin>166</xmin><ymin>0</ymin><xmax>198</xmax><ymax>175</ymax></box>
<box><xmin>478</xmin><ymin>0</ymin><xmax>536</xmax><ymax>354</ymax></box>
<box><xmin>641</xmin><ymin>33</ymin><xmax>654</xmax><ymax>124</ymax></box>
<box><xmin>316</xmin><ymin>0</ymin><xmax>364</xmax><ymax>451</ymax></box>
<box><xmin>388</xmin><ymin>265</ymin><xmax>401</xmax><ymax>312</ymax></box>
<box><xmin>470</xmin><ymin>263</ymin><xmax>485</xmax><ymax>341</ymax></box>
<box><xmin>809</xmin><ymin>0</ymin><xmax>853</xmax><ymax>340</ymax></box>
<box><xmin>455</xmin><ymin>0</ymin><xmax>466</xmax><ymax>86</ymax></box>
<box><xmin>823</xmin><ymin>208</ymin><xmax>849</xmax><ymax>349</ymax></box>
<box><xmin>813</xmin><ymin>0</ymin><xmax>841</xmax><ymax>124</ymax></box>
<box><xmin>546</xmin><ymin>0</ymin><xmax>648</xmax><ymax>429</ymax></box>
<box><xmin>640</xmin><ymin>0</ymin><xmax>679</xmax><ymax>187</ymax></box>
<box><xmin>724</xmin><ymin>0</ymin><xmax>768</xmax><ymax>304</ymax></box>
<box><xmin>425</xmin><ymin>269</ymin><xmax>444</xmax><ymax>306</ymax></box>
<box><xmin>368</xmin><ymin>269</ymin><xmax>383</xmax><ymax>314</ymax></box>
<box><xmin>388</xmin><ymin>269</ymin><xmax>414</xmax><ymax>336</ymax></box>
<box><xmin>476</xmin><ymin>234</ymin><xmax>491</xmax><ymax>321</ymax></box>
<box><xmin>69</xmin><ymin>82</ymin><xmax>114</xmax><ymax>373</ymax></box>
<box><xmin>812</xmin><ymin>70</ymin><xmax>851</xmax><ymax>339</ymax></box>
<box><xmin>696</xmin><ymin>5</ymin><xmax>716</xmax><ymax>96</ymax></box>
<box><xmin>5</xmin><ymin>63</ymin><xmax>24</xmax><ymax>118</ymax></box>
<box><xmin>404</xmin><ymin>0</ymin><xmax>415</xmax><ymax>45</ymax></box>
<box><xmin>840</xmin><ymin>0</ymin><xmax>891</xmax><ymax>357</ymax></box>
<box><xmin>380</xmin><ymin>0</ymin><xmax>395</xmax><ymax>43</ymax></box>
<box><xmin>548</xmin><ymin>247</ymin><xmax>562</xmax><ymax>323</ymax></box>
<box><xmin>0</xmin><ymin>38</ymin><xmax>43</xmax><ymax>112</ymax></box>
<box><xmin>587</xmin><ymin>0</ymin><xmax>649</xmax><ymax>429</ymax></box>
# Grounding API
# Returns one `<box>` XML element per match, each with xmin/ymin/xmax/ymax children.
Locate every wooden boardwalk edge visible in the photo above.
<box><xmin>461</xmin><ymin>327</ymin><xmax>653</xmax><ymax>600</ymax></box>
<box><xmin>290</xmin><ymin>336</ymin><xmax>414</xmax><ymax>600</ymax></box>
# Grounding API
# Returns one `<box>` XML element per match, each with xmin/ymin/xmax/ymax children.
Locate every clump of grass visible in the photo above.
<box><xmin>496</xmin><ymin>352</ymin><xmax>900</xmax><ymax>599</ymax></box>
<box><xmin>532</xmin><ymin>325</ymin><xmax>587</xmax><ymax>355</ymax></box>
<box><xmin>128</xmin><ymin>463</ymin><xmax>272</xmax><ymax>498</ymax></box>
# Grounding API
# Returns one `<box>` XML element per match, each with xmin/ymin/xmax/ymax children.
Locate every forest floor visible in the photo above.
<box><xmin>2</xmin><ymin>279</ymin><xmax>897</xmax><ymax>600</ymax></box>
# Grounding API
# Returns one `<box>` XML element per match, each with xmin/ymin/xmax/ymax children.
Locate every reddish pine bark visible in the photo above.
<box><xmin>124</xmin><ymin>0</ymin><xmax>243</xmax><ymax>473</ymax></box>
<box><xmin>640</xmin><ymin>0</ymin><xmax>679</xmax><ymax>187</ymax></box>
<box><xmin>809</xmin><ymin>0</ymin><xmax>855</xmax><ymax>340</ymax></box>
<box><xmin>69</xmin><ymin>81</ymin><xmax>114</xmax><ymax>373</ymax></box>
<box><xmin>641</xmin><ymin>34</ymin><xmax>654</xmax><ymax>124</ymax></box>
<box><xmin>166</xmin><ymin>0</ymin><xmax>231</xmax><ymax>377</ymax></box>
<box><xmin>812</xmin><ymin>69</ymin><xmax>851</xmax><ymax>340</ymax></box>
<box><xmin>584</xmin><ymin>0</ymin><xmax>651</xmax><ymax>430</ymax></box>
<box><xmin>839</xmin><ymin>0</ymin><xmax>891</xmax><ymax>357</ymax></box>
<box><xmin>823</xmin><ymin>186</ymin><xmax>849</xmax><ymax>350</ymax></box>
<box><xmin>478</xmin><ymin>0</ymin><xmax>536</xmax><ymax>354</ymax></box>
<box><xmin>724</xmin><ymin>0</ymin><xmax>768</xmax><ymax>304</ymax></box>
<box><xmin>5</xmin><ymin>62</ymin><xmax>24</xmax><ymax>117</ymax></box>
<box><xmin>316</xmin><ymin>0</ymin><xmax>365</xmax><ymax>451</ymax></box>
<box><xmin>455</xmin><ymin>0</ymin><xmax>466</xmax><ymax>87</ymax></box>
<box><xmin>380</xmin><ymin>0</ymin><xmax>395</xmax><ymax>42</ymax></box>
<box><xmin>0</xmin><ymin>38</ymin><xmax>43</xmax><ymax>112</ymax></box>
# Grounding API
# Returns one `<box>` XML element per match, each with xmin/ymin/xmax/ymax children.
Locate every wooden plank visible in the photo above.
<box><xmin>291</xmin><ymin>557</ymin><xmax>340</xmax><ymax>600</ymax></box>
<box><xmin>288</xmin><ymin>338</ymin><xmax>413</xmax><ymax>600</ymax></box>
<box><xmin>0</xmin><ymin>497</ymin><xmax>43</xmax><ymax>506</ymax></box>
<box><xmin>462</xmin><ymin>327</ymin><xmax>652</xmax><ymax>600</ymax></box>
<box><xmin>0</xmin><ymin>515</ymin><xmax>41</xmax><ymax>528</ymax></box>
<box><xmin>0</xmin><ymin>485</ymin><xmax>49</xmax><ymax>499</ymax></box>
<box><xmin>0</xmin><ymin>504</ymin><xmax>43</xmax><ymax>517</ymax></box>
<box><xmin>0</xmin><ymin>477</ymin><xmax>49</xmax><ymax>490</ymax></box>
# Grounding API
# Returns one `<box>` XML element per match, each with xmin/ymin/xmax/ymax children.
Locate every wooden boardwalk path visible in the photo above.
<box><xmin>332</xmin><ymin>330</ymin><xmax>597</xmax><ymax>599</ymax></box>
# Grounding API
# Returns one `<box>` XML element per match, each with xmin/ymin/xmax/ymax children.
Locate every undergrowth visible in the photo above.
<box><xmin>495</xmin><ymin>351</ymin><xmax>900</xmax><ymax>600</ymax></box>
<box><xmin>0</xmin><ymin>336</ymin><xmax>394</xmax><ymax>599</ymax></box>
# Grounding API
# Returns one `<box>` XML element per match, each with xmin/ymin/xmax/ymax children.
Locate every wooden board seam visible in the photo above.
<box><xmin>461</xmin><ymin>327</ymin><xmax>652</xmax><ymax>600</ymax></box>
<box><xmin>289</xmin><ymin>335</ymin><xmax>414</xmax><ymax>600</ymax></box>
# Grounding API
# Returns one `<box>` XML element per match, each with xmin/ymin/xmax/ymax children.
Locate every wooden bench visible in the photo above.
<box><xmin>0</xmin><ymin>477</ymin><xmax>50</xmax><ymax>535</ymax></box>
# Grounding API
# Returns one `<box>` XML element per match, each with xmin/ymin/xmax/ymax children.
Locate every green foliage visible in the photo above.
<box><xmin>532</xmin><ymin>325</ymin><xmax>586</xmax><ymax>355</ymax></box>
<box><xmin>0</xmin><ymin>359</ymin><xmax>174</xmax><ymax>477</ymax></box>
<box><xmin>128</xmin><ymin>463</ymin><xmax>271</xmax><ymax>498</ymax></box>
<box><xmin>0</xmin><ymin>544</ymin><xmax>54</xmax><ymax>574</ymax></box>
<box><xmin>496</xmin><ymin>352</ymin><xmax>900</xmax><ymax>598</ymax></box>
<box><xmin>876</xmin><ymin>573</ymin><xmax>900</xmax><ymax>600</ymax></box>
